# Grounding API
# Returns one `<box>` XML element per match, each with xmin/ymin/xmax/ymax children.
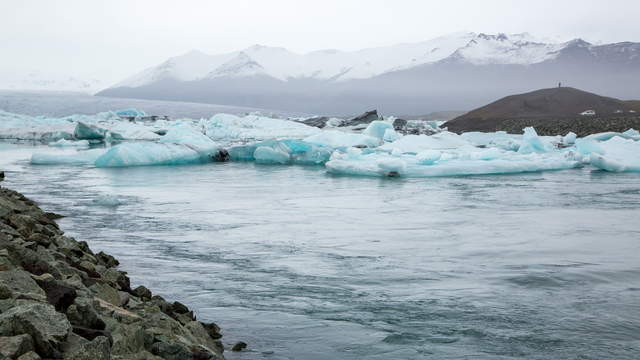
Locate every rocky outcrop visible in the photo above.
<box><xmin>345</xmin><ymin>110</ymin><xmax>379</xmax><ymax>127</ymax></box>
<box><xmin>298</xmin><ymin>116</ymin><xmax>331</xmax><ymax>128</ymax></box>
<box><xmin>0</xmin><ymin>186</ymin><xmax>226</xmax><ymax>359</ymax></box>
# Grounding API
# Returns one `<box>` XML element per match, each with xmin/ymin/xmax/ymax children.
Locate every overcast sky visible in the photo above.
<box><xmin>2</xmin><ymin>0</ymin><xmax>640</xmax><ymax>84</ymax></box>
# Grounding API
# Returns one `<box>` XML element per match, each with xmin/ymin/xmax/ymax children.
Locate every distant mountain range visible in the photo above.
<box><xmin>0</xmin><ymin>71</ymin><xmax>106</xmax><ymax>94</ymax></box>
<box><xmin>59</xmin><ymin>32</ymin><xmax>640</xmax><ymax>114</ymax></box>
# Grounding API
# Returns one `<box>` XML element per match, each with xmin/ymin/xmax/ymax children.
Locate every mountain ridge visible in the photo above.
<box><xmin>97</xmin><ymin>32</ymin><xmax>640</xmax><ymax>115</ymax></box>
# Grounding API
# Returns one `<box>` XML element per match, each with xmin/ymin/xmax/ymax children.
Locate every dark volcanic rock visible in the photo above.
<box><xmin>231</xmin><ymin>342</ymin><xmax>247</xmax><ymax>352</ymax></box>
<box><xmin>34</xmin><ymin>276</ymin><xmax>77</xmax><ymax>312</ymax></box>
<box><xmin>345</xmin><ymin>110</ymin><xmax>379</xmax><ymax>126</ymax></box>
<box><xmin>0</xmin><ymin>302</ymin><xmax>71</xmax><ymax>358</ymax></box>
<box><xmin>0</xmin><ymin>334</ymin><xmax>34</xmax><ymax>359</ymax></box>
<box><xmin>212</xmin><ymin>149</ymin><xmax>230</xmax><ymax>162</ymax></box>
<box><xmin>299</xmin><ymin>116</ymin><xmax>331</xmax><ymax>128</ymax></box>
<box><xmin>0</xmin><ymin>186</ymin><xmax>226</xmax><ymax>360</ymax></box>
<box><xmin>95</xmin><ymin>251</ymin><xmax>119</xmax><ymax>268</ymax></box>
<box><xmin>392</xmin><ymin>118</ymin><xmax>408</xmax><ymax>130</ymax></box>
<box><xmin>131</xmin><ymin>285</ymin><xmax>152</xmax><ymax>300</ymax></box>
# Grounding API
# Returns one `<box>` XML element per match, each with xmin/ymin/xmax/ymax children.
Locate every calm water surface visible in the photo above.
<box><xmin>2</xmin><ymin>143</ymin><xmax>640</xmax><ymax>359</ymax></box>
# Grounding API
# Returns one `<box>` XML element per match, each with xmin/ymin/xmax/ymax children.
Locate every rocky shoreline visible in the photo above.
<box><xmin>0</xmin><ymin>185</ymin><xmax>229</xmax><ymax>359</ymax></box>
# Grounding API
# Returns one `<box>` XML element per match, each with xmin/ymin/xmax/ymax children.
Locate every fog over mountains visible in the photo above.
<box><xmin>93</xmin><ymin>32</ymin><xmax>640</xmax><ymax>114</ymax></box>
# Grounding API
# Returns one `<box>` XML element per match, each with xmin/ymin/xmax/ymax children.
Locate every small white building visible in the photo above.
<box><xmin>580</xmin><ymin>110</ymin><xmax>596</xmax><ymax>116</ymax></box>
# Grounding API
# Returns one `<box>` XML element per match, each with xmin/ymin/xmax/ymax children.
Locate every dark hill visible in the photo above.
<box><xmin>444</xmin><ymin>87</ymin><xmax>640</xmax><ymax>135</ymax></box>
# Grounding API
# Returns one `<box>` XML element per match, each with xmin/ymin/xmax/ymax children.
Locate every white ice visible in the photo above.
<box><xmin>48</xmin><ymin>139</ymin><xmax>90</xmax><ymax>148</ymax></box>
<box><xmin>202</xmin><ymin>113</ymin><xmax>319</xmax><ymax>142</ymax></box>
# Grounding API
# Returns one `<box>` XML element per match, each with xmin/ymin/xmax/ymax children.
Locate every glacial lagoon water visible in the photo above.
<box><xmin>2</xmin><ymin>143</ymin><xmax>640</xmax><ymax>359</ymax></box>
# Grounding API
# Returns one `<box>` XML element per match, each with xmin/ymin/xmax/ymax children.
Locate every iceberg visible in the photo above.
<box><xmin>202</xmin><ymin>113</ymin><xmax>319</xmax><ymax>142</ymax></box>
<box><xmin>589</xmin><ymin>137</ymin><xmax>640</xmax><ymax>172</ymax></box>
<box><xmin>254</xmin><ymin>146</ymin><xmax>291</xmax><ymax>164</ymax></box>
<box><xmin>379</xmin><ymin>132</ymin><xmax>470</xmax><ymax>153</ymax></box>
<box><xmin>229</xmin><ymin>139</ymin><xmax>332</xmax><ymax>165</ymax></box>
<box><xmin>108</xmin><ymin>122</ymin><xmax>161</xmax><ymax>140</ymax></box>
<box><xmin>115</xmin><ymin>109</ymin><xmax>146</xmax><ymax>118</ymax></box>
<box><xmin>158</xmin><ymin>125</ymin><xmax>218</xmax><ymax>149</ymax></box>
<box><xmin>48</xmin><ymin>139</ymin><xmax>90</xmax><ymax>148</ymax></box>
<box><xmin>325</xmin><ymin>147</ymin><xmax>581</xmax><ymax>177</ymax></box>
<box><xmin>363</xmin><ymin>121</ymin><xmax>394</xmax><ymax>140</ymax></box>
<box><xmin>517</xmin><ymin>127</ymin><xmax>552</xmax><ymax>154</ymax></box>
<box><xmin>90</xmin><ymin>194</ymin><xmax>127</xmax><ymax>207</ymax></box>
<box><xmin>31</xmin><ymin>149</ymin><xmax>107</xmax><ymax>165</ymax></box>
<box><xmin>562</xmin><ymin>132</ymin><xmax>577</xmax><ymax>146</ymax></box>
<box><xmin>74</xmin><ymin>122</ymin><xmax>109</xmax><ymax>140</ymax></box>
<box><xmin>304</xmin><ymin>131</ymin><xmax>380</xmax><ymax>149</ymax></box>
<box><xmin>94</xmin><ymin>142</ymin><xmax>215</xmax><ymax>167</ymax></box>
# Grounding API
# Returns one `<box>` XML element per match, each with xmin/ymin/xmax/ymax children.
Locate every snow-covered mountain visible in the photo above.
<box><xmin>100</xmin><ymin>32</ymin><xmax>640</xmax><ymax>114</ymax></box>
<box><xmin>0</xmin><ymin>71</ymin><xmax>106</xmax><ymax>94</ymax></box>
<box><xmin>112</xmin><ymin>32</ymin><xmax>577</xmax><ymax>86</ymax></box>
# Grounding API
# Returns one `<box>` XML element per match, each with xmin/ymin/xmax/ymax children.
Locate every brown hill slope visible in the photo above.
<box><xmin>445</xmin><ymin>87</ymin><xmax>638</xmax><ymax>134</ymax></box>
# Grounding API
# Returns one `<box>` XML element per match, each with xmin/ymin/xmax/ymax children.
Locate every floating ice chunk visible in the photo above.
<box><xmin>589</xmin><ymin>137</ymin><xmax>640</xmax><ymax>172</ymax></box>
<box><xmin>363</xmin><ymin>121</ymin><xmax>393</xmax><ymax>140</ymax></box>
<box><xmin>203</xmin><ymin>113</ymin><xmax>319</xmax><ymax>141</ymax></box>
<box><xmin>115</xmin><ymin>109</ymin><xmax>146</xmax><ymax>118</ymax></box>
<box><xmin>584</xmin><ymin>131</ymin><xmax>638</xmax><ymax>142</ymax></box>
<box><xmin>229</xmin><ymin>139</ymin><xmax>332</xmax><ymax>165</ymax></box>
<box><xmin>49</xmin><ymin>139</ymin><xmax>90</xmax><ymax>148</ymax></box>
<box><xmin>74</xmin><ymin>122</ymin><xmax>108</xmax><ymax>140</ymax></box>
<box><xmin>622</xmin><ymin>129</ymin><xmax>640</xmax><ymax>138</ymax></box>
<box><xmin>94</xmin><ymin>142</ymin><xmax>215</xmax><ymax>167</ymax></box>
<box><xmin>575</xmin><ymin>138</ymin><xmax>603</xmax><ymax>155</ymax></box>
<box><xmin>562</xmin><ymin>132</ymin><xmax>577</xmax><ymax>146</ymax></box>
<box><xmin>379</xmin><ymin>132</ymin><xmax>470</xmax><ymax>153</ymax></box>
<box><xmin>517</xmin><ymin>127</ymin><xmax>552</xmax><ymax>154</ymax></box>
<box><xmin>383</xmin><ymin>128</ymin><xmax>401</xmax><ymax>142</ymax></box>
<box><xmin>254</xmin><ymin>146</ymin><xmax>290</xmax><ymax>164</ymax></box>
<box><xmin>376</xmin><ymin>158</ymin><xmax>406</xmax><ymax>175</ymax></box>
<box><xmin>90</xmin><ymin>194</ymin><xmax>126</xmax><ymax>207</ymax></box>
<box><xmin>416</xmin><ymin>150</ymin><xmax>441</xmax><ymax>165</ymax></box>
<box><xmin>31</xmin><ymin>149</ymin><xmax>106</xmax><ymax>165</ymax></box>
<box><xmin>304</xmin><ymin>131</ymin><xmax>380</xmax><ymax>148</ymax></box>
<box><xmin>326</xmin><ymin>148</ymin><xmax>580</xmax><ymax>177</ymax></box>
<box><xmin>159</xmin><ymin>125</ymin><xmax>217</xmax><ymax>150</ymax></box>
<box><xmin>108</xmin><ymin>122</ymin><xmax>160</xmax><ymax>140</ymax></box>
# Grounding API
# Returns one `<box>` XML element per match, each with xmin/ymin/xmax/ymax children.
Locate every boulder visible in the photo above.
<box><xmin>0</xmin><ymin>270</ymin><xmax>47</xmax><ymax>302</ymax></box>
<box><xmin>131</xmin><ymin>286</ymin><xmax>152</xmax><ymax>300</ymax></box>
<box><xmin>0</xmin><ymin>334</ymin><xmax>34</xmax><ymax>359</ymax></box>
<box><xmin>201</xmin><ymin>322</ymin><xmax>222</xmax><ymax>340</ymax></box>
<box><xmin>66</xmin><ymin>297</ymin><xmax>106</xmax><ymax>331</ymax></box>
<box><xmin>0</xmin><ymin>302</ymin><xmax>71</xmax><ymax>358</ymax></box>
<box><xmin>64</xmin><ymin>336</ymin><xmax>111</xmax><ymax>360</ymax></box>
<box><xmin>90</xmin><ymin>283</ymin><xmax>121</xmax><ymax>306</ymax></box>
<box><xmin>16</xmin><ymin>352</ymin><xmax>40</xmax><ymax>360</ymax></box>
<box><xmin>231</xmin><ymin>341</ymin><xmax>247</xmax><ymax>352</ymax></box>
<box><xmin>95</xmin><ymin>252</ymin><xmax>119</xmax><ymax>268</ymax></box>
<box><xmin>101</xmin><ymin>269</ymin><xmax>131</xmax><ymax>292</ymax></box>
<box><xmin>110</xmin><ymin>324</ymin><xmax>147</xmax><ymax>356</ymax></box>
<box><xmin>33</xmin><ymin>275</ymin><xmax>77</xmax><ymax>312</ymax></box>
<box><xmin>149</xmin><ymin>342</ymin><xmax>192</xmax><ymax>360</ymax></box>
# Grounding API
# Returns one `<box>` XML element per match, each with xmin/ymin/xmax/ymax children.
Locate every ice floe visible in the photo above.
<box><xmin>5</xmin><ymin>108</ymin><xmax>639</xmax><ymax>175</ymax></box>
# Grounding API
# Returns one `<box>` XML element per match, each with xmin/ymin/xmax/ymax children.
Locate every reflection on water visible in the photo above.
<box><xmin>2</xmin><ymin>144</ymin><xmax>640</xmax><ymax>359</ymax></box>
